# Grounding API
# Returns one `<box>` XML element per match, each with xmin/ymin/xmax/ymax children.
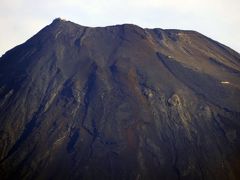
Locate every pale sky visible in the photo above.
<box><xmin>0</xmin><ymin>0</ymin><xmax>240</xmax><ymax>56</ymax></box>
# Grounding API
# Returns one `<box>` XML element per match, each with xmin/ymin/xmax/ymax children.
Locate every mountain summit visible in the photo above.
<box><xmin>0</xmin><ymin>19</ymin><xmax>240</xmax><ymax>180</ymax></box>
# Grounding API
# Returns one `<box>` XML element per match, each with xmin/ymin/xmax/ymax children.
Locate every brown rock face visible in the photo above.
<box><xmin>0</xmin><ymin>18</ymin><xmax>240</xmax><ymax>180</ymax></box>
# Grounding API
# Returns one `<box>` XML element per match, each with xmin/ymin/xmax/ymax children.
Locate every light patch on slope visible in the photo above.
<box><xmin>221</xmin><ymin>81</ymin><xmax>230</xmax><ymax>84</ymax></box>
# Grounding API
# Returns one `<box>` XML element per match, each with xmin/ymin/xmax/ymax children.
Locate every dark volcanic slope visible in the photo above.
<box><xmin>0</xmin><ymin>18</ymin><xmax>240</xmax><ymax>180</ymax></box>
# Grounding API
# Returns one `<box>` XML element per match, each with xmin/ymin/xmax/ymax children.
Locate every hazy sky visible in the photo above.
<box><xmin>1</xmin><ymin>0</ymin><xmax>240</xmax><ymax>55</ymax></box>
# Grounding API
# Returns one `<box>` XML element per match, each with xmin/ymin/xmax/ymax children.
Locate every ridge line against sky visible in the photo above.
<box><xmin>0</xmin><ymin>0</ymin><xmax>240</xmax><ymax>55</ymax></box>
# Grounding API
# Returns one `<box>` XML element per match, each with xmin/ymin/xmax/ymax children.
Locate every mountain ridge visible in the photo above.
<box><xmin>2</xmin><ymin>18</ymin><xmax>239</xmax><ymax>58</ymax></box>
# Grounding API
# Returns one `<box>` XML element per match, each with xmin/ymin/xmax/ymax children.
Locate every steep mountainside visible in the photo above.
<box><xmin>0</xmin><ymin>18</ymin><xmax>240</xmax><ymax>180</ymax></box>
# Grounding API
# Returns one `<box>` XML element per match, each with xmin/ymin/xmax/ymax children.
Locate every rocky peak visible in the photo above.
<box><xmin>0</xmin><ymin>19</ymin><xmax>239</xmax><ymax>180</ymax></box>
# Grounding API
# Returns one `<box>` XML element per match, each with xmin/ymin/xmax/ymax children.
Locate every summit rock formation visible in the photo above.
<box><xmin>0</xmin><ymin>18</ymin><xmax>240</xmax><ymax>180</ymax></box>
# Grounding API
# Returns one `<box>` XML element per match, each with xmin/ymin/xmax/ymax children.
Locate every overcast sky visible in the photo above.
<box><xmin>1</xmin><ymin>0</ymin><xmax>240</xmax><ymax>55</ymax></box>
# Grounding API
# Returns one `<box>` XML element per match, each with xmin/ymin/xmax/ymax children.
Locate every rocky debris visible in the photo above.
<box><xmin>142</xmin><ymin>87</ymin><xmax>154</xmax><ymax>99</ymax></box>
<box><xmin>168</xmin><ymin>94</ymin><xmax>181</xmax><ymax>106</ymax></box>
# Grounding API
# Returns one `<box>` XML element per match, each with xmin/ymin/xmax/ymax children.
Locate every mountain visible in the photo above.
<box><xmin>0</xmin><ymin>18</ymin><xmax>240</xmax><ymax>180</ymax></box>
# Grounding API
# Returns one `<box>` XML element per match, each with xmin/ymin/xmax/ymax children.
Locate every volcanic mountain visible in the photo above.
<box><xmin>0</xmin><ymin>18</ymin><xmax>240</xmax><ymax>180</ymax></box>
